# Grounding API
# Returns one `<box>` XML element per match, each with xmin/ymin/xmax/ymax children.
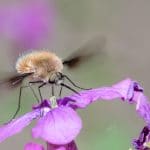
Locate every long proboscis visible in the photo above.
<box><xmin>0</xmin><ymin>72</ymin><xmax>33</xmax><ymax>88</ymax></box>
<box><xmin>63</xmin><ymin>35</ymin><xmax>106</xmax><ymax>69</ymax></box>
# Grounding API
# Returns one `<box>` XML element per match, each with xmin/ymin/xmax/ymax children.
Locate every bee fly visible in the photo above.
<box><xmin>1</xmin><ymin>36</ymin><xmax>106</xmax><ymax>122</ymax></box>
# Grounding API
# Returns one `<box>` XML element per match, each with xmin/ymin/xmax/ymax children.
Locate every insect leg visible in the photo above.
<box><xmin>6</xmin><ymin>85</ymin><xmax>28</xmax><ymax>123</ymax></box>
<box><xmin>60</xmin><ymin>83</ymin><xmax>79</xmax><ymax>94</ymax></box>
<box><xmin>61</xmin><ymin>73</ymin><xmax>91</xmax><ymax>90</ymax></box>
<box><xmin>58</xmin><ymin>78</ymin><xmax>65</xmax><ymax>97</ymax></box>
<box><xmin>29</xmin><ymin>81</ymin><xmax>43</xmax><ymax>84</ymax></box>
<box><xmin>51</xmin><ymin>84</ymin><xmax>55</xmax><ymax>96</ymax></box>
<box><xmin>29</xmin><ymin>81</ymin><xmax>44</xmax><ymax>102</ymax></box>
<box><xmin>38</xmin><ymin>83</ymin><xmax>46</xmax><ymax>101</ymax></box>
<box><xmin>28</xmin><ymin>83</ymin><xmax>39</xmax><ymax>103</ymax></box>
<box><xmin>59</xmin><ymin>85</ymin><xmax>63</xmax><ymax>97</ymax></box>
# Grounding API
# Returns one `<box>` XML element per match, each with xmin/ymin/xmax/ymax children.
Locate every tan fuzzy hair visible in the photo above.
<box><xmin>16</xmin><ymin>50</ymin><xmax>63</xmax><ymax>81</ymax></box>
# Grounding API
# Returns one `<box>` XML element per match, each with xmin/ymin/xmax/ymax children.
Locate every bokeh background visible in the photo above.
<box><xmin>0</xmin><ymin>0</ymin><xmax>149</xmax><ymax>149</ymax></box>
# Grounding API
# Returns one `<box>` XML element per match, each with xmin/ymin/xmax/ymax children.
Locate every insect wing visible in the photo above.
<box><xmin>0</xmin><ymin>72</ymin><xmax>33</xmax><ymax>88</ymax></box>
<box><xmin>63</xmin><ymin>35</ymin><xmax>106</xmax><ymax>68</ymax></box>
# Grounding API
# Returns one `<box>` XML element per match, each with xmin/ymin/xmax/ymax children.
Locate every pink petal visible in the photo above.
<box><xmin>32</xmin><ymin>106</ymin><xmax>82</xmax><ymax>145</ymax></box>
<box><xmin>60</xmin><ymin>78</ymin><xmax>150</xmax><ymax>125</ymax></box>
<box><xmin>24</xmin><ymin>142</ymin><xmax>44</xmax><ymax>150</ymax></box>
<box><xmin>59</xmin><ymin>78</ymin><xmax>134</xmax><ymax>108</ymax></box>
<box><xmin>47</xmin><ymin>141</ymin><xmax>78</xmax><ymax>150</ymax></box>
<box><xmin>0</xmin><ymin>0</ymin><xmax>56</xmax><ymax>49</ymax></box>
<box><xmin>0</xmin><ymin>109</ymin><xmax>40</xmax><ymax>143</ymax></box>
<box><xmin>133</xmin><ymin>92</ymin><xmax>150</xmax><ymax>124</ymax></box>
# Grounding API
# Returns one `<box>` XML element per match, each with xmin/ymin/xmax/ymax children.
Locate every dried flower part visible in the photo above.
<box><xmin>50</xmin><ymin>96</ymin><xmax>58</xmax><ymax>108</ymax></box>
<box><xmin>144</xmin><ymin>142</ymin><xmax>150</xmax><ymax>148</ymax></box>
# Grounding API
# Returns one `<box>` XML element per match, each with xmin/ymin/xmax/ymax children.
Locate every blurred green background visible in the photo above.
<box><xmin>0</xmin><ymin>0</ymin><xmax>149</xmax><ymax>149</ymax></box>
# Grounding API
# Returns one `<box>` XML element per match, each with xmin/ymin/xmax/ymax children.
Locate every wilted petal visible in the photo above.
<box><xmin>24</xmin><ymin>142</ymin><xmax>44</xmax><ymax>150</ymax></box>
<box><xmin>0</xmin><ymin>109</ymin><xmax>40</xmax><ymax>143</ymax></box>
<box><xmin>47</xmin><ymin>141</ymin><xmax>78</xmax><ymax>150</ymax></box>
<box><xmin>32</xmin><ymin>106</ymin><xmax>82</xmax><ymax>145</ymax></box>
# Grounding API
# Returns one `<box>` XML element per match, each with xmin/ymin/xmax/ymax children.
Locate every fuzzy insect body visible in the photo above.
<box><xmin>16</xmin><ymin>51</ymin><xmax>63</xmax><ymax>82</ymax></box>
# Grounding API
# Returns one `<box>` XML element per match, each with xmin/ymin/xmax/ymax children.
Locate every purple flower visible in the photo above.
<box><xmin>0</xmin><ymin>78</ymin><xmax>150</xmax><ymax>149</ymax></box>
<box><xmin>132</xmin><ymin>126</ymin><xmax>150</xmax><ymax>150</ymax></box>
<box><xmin>0</xmin><ymin>0</ymin><xmax>56</xmax><ymax>50</ymax></box>
<box><xmin>24</xmin><ymin>141</ymin><xmax>78</xmax><ymax>150</ymax></box>
<box><xmin>32</xmin><ymin>101</ymin><xmax>82</xmax><ymax>145</ymax></box>
<box><xmin>24</xmin><ymin>142</ymin><xmax>44</xmax><ymax>150</ymax></box>
<box><xmin>47</xmin><ymin>141</ymin><xmax>78</xmax><ymax>150</ymax></box>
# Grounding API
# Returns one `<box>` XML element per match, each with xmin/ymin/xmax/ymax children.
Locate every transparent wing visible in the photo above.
<box><xmin>63</xmin><ymin>35</ymin><xmax>106</xmax><ymax>69</ymax></box>
<box><xmin>0</xmin><ymin>72</ymin><xmax>33</xmax><ymax>88</ymax></box>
